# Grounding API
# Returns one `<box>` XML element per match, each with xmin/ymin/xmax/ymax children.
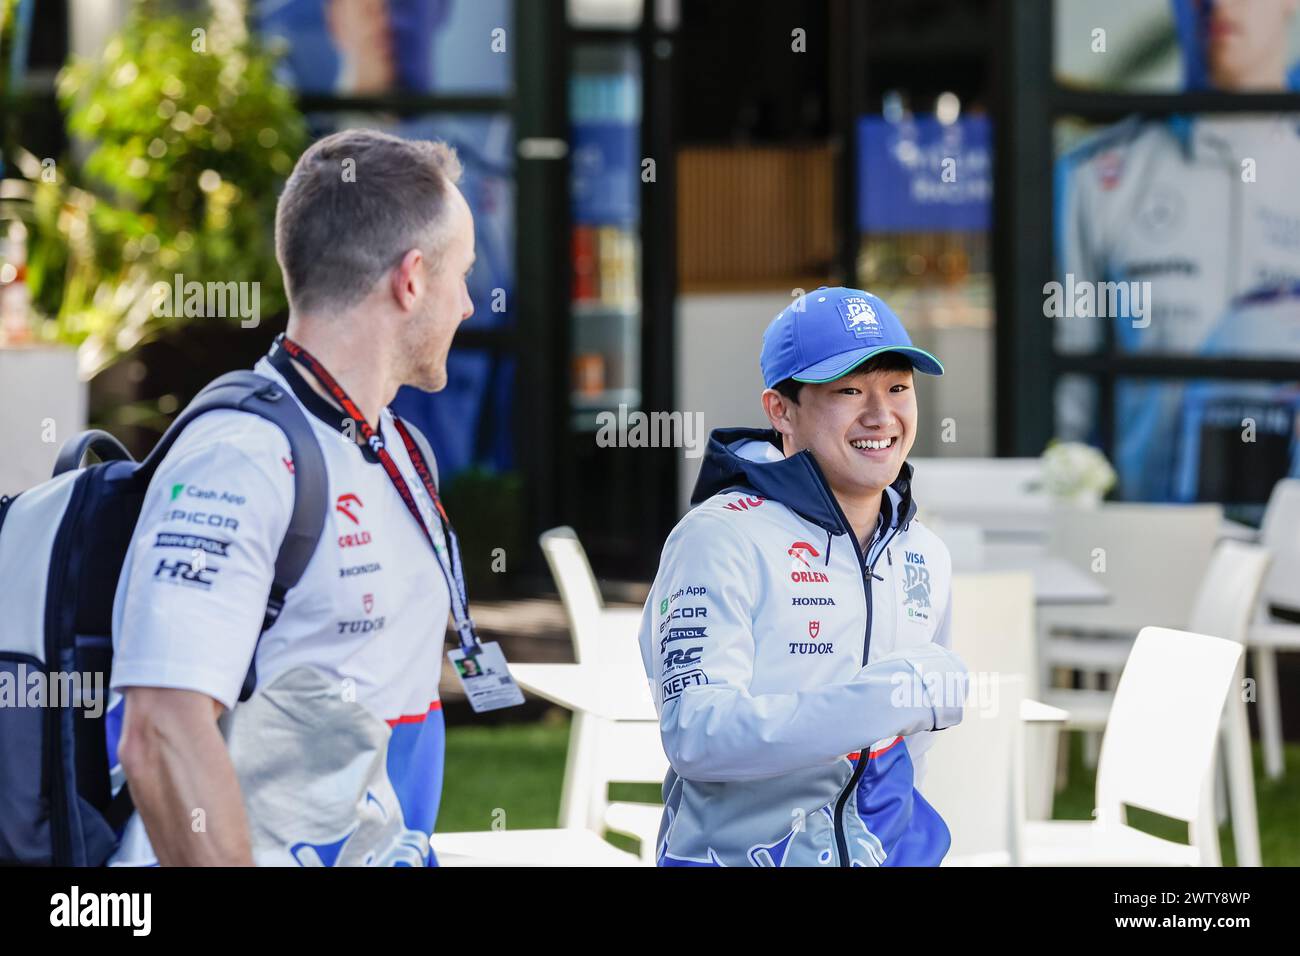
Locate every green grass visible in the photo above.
<box><xmin>434</xmin><ymin>713</ymin><xmax>571</xmax><ymax>832</ymax></box>
<box><xmin>436</xmin><ymin>713</ymin><xmax>658</xmax><ymax>854</ymax></box>
<box><xmin>438</xmin><ymin>719</ymin><xmax>1300</xmax><ymax>865</ymax></box>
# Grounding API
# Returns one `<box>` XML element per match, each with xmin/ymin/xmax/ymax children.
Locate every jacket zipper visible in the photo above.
<box><xmin>831</xmin><ymin>524</ymin><xmax>899</xmax><ymax>867</ymax></box>
<box><xmin>794</xmin><ymin>453</ymin><xmax>913</xmax><ymax>867</ymax></box>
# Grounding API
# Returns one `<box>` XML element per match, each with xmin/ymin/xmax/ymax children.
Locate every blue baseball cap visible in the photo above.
<box><xmin>760</xmin><ymin>286</ymin><xmax>944</xmax><ymax>388</ymax></box>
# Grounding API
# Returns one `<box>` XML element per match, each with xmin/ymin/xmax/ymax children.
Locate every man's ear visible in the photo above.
<box><xmin>390</xmin><ymin>248</ymin><xmax>425</xmax><ymax>312</ymax></box>
<box><xmin>761</xmin><ymin>388</ymin><xmax>795</xmax><ymax>438</ymax></box>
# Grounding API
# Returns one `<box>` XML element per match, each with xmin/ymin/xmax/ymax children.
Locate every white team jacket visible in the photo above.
<box><xmin>638</xmin><ymin>428</ymin><xmax>968</xmax><ymax>867</ymax></box>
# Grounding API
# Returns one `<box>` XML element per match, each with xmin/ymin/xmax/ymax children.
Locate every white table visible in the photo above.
<box><xmin>512</xmin><ymin>662</ymin><xmax>654</xmax><ymax>721</ymax></box>
<box><xmin>979</xmin><ymin>544</ymin><xmax>1111</xmax><ymax>606</ymax></box>
<box><xmin>935</xmin><ymin>514</ymin><xmax>1257</xmax><ymax>548</ymax></box>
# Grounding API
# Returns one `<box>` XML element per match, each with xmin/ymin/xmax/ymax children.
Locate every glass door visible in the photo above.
<box><xmin>569</xmin><ymin>42</ymin><xmax>643</xmax><ymax>431</ymax></box>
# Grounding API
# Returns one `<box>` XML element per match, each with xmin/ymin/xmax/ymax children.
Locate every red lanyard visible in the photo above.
<box><xmin>277</xmin><ymin>335</ymin><xmax>480</xmax><ymax>653</ymax></box>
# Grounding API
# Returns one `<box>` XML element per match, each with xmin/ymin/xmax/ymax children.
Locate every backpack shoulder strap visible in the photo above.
<box><xmin>107</xmin><ymin>371</ymin><xmax>329</xmax><ymax>827</ymax></box>
<box><xmin>142</xmin><ymin>371</ymin><xmax>328</xmax><ymax>697</ymax></box>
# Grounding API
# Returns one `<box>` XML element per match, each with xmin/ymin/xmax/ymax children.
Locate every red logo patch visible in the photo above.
<box><xmin>336</xmin><ymin>493</ymin><xmax>363</xmax><ymax>525</ymax></box>
<box><xmin>809</xmin><ymin>621</ymin><xmax>820</xmax><ymax>639</ymax></box>
<box><xmin>363</xmin><ymin>593</ymin><xmax>374</xmax><ymax>614</ymax></box>
<box><xmin>788</xmin><ymin>541</ymin><xmax>820</xmax><ymax>567</ymax></box>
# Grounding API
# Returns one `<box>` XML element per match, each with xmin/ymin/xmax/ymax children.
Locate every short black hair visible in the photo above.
<box><xmin>773</xmin><ymin>350</ymin><xmax>916</xmax><ymax>404</ymax></box>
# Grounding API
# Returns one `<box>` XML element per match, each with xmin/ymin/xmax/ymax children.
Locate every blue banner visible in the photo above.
<box><xmin>571</xmin><ymin>121</ymin><xmax>640</xmax><ymax>225</ymax></box>
<box><xmin>392</xmin><ymin>349</ymin><xmax>516</xmax><ymax>481</ymax></box>
<box><xmin>858</xmin><ymin>116</ymin><xmax>992</xmax><ymax>233</ymax></box>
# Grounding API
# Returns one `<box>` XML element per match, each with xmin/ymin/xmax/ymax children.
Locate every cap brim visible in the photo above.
<box><xmin>792</xmin><ymin>345</ymin><xmax>945</xmax><ymax>382</ymax></box>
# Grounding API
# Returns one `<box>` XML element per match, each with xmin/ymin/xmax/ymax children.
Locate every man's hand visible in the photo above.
<box><xmin>117</xmin><ymin>687</ymin><xmax>255</xmax><ymax>866</ymax></box>
<box><xmin>874</xmin><ymin>644</ymin><xmax>968</xmax><ymax>733</ymax></box>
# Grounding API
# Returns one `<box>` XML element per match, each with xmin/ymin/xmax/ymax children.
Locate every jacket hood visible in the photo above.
<box><xmin>691</xmin><ymin>426</ymin><xmax>918</xmax><ymax>535</ymax></box>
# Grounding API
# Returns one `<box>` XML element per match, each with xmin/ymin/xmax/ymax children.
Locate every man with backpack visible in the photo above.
<box><xmin>102</xmin><ymin>128</ymin><xmax>478</xmax><ymax>865</ymax></box>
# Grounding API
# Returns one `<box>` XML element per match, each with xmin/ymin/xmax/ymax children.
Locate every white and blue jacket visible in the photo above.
<box><xmin>637</xmin><ymin>428</ymin><xmax>967</xmax><ymax>867</ymax></box>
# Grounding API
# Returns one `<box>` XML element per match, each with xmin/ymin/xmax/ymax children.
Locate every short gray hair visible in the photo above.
<box><xmin>274</xmin><ymin>128</ymin><xmax>464</xmax><ymax>314</ymax></box>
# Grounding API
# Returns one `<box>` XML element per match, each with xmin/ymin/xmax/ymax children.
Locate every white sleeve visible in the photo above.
<box><xmin>110</xmin><ymin>414</ymin><xmax>294</xmax><ymax>711</ymax></box>
<box><xmin>643</xmin><ymin>512</ymin><xmax>968</xmax><ymax>784</ymax></box>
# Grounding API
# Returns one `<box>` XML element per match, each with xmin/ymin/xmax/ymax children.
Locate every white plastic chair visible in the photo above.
<box><xmin>431</xmin><ymin>528</ymin><xmax>663</xmax><ymax>866</ymax></box>
<box><xmin>431</xmin><ymin>709</ymin><xmax>666</xmax><ymax>866</ymax></box>
<box><xmin>536</xmin><ymin>527</ymin><xmax>666</xmax><ymax>860</ymax></box>
<box><xmin>582</xmin><ymin>718</ymin><xmax>669</xmax><ymax>863</ymax></box>
<box><xmin>1024</xmin><ymin>627</ymin><xmax>1244</xmax><ymax>866</ymax></box>
<box><xmin>1247</xmin><ymin>478</ymin><xmax>1300</xmax><ymax>780</ymax></box>
<box><xmin>949</xmin><ymin>572</ymin><xmax>1064</xmax><ymax>820</ymax></box>
<box><xmin>537</xmin><ymin>526</ymin><xmax>644</xmax><ymax>666</ymax></box>
<box><xmin>1039</xmin><ymin>503</ymin><xmax>1221</xmax><ymax>769</ymax></box>
<box><xmin>1040</xmin><ymin>503</ymin><xmax>1222</xmax><ymax>653</ymax></box>
<box><xmin>925</xmin><ymin>674</ymin><xmax>1026</xmax><ymax>866</ymax></box>
<box><xmin>1042</xmin><ymin>540</ymin><xmax>1269</xmax><ymax>866</ymax></box>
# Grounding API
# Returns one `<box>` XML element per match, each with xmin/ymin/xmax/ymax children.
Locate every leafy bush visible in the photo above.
<box><xmin>5</xmin><ymin>1</ymin><xmax>305</xmax><ymax>376</ymax></box>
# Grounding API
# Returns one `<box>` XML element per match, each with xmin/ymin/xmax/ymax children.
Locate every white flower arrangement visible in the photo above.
<box><xmin>1039</xmin><ymin>440</ymin><xmax>1117</xmax><ymax>506</ymax></box>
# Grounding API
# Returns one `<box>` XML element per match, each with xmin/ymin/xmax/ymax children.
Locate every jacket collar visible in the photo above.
<box><xmin>691</xmin><ymin>426</ymin><xmax>918</xmax><ymax>536</ymax></box>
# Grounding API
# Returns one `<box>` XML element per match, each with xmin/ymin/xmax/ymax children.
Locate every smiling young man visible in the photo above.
<box><xmin>638</xmin><ymin>286</ymin><xmax>968</xmax><ymax>867</ymax></box>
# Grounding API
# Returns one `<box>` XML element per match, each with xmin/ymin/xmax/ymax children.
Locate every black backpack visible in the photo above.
<box><xmin>0</xmin><ymin>370</ymin><xmax>329</xmax><ymax>866</ymax></box>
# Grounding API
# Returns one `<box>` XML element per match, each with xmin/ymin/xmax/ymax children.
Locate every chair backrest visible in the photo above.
<box><xmin>562</xmin><ymin>712</ymin><xmax>669</xmax><ymax>832</ymax></box>
<box><xmin>1094</xmin><ymin>627</ymin><xmax>1243</xmax><ymax>832</ymax></box>
<box><xmin>910</xmin><ymin>458</ymin><xmax>1048</xmax><ymax>535</ymax></box>
<box><xmin>927</xmin><ymin>520</ymin><xmax>986</xmax><ymax>572</ymax></box>
<box><xmin>1259</xmin><ymin>479</ymin><xmax>1300</xmax><ymax>607</ymax></box>
<box><xmin>1260</xmin><ymin>478</ymin><xmax>1300</xmax><ymax>548</ymax></box>
<box><xmin>1048</xmin><ymin>503</ymin><xmax>1221</xmax><ymax>630</ymax></box>
<box><xmin>540</xmin><ymin>526</ymin><xmax>605</xmax><ymax>664</ymax></box>
<box><xmin>1187</xmin><ymin>541</ymin><xmax>1271</xmax><ymax>644</ymax></box>
<box><xmin>923</xmin><ymin>674</ymin><xmax>1025</xmax><ymax>865</ymax></box>
<box><xmin>950</xmin><ymin>572</ymin><xmax>1037</xmax><ymax>694</ymax></box>
<box><xmin>594</xmin><ymin>720</ymin><xmax>671</xmax><ymax>788</ymax></box>
<box><xmin>578</xmin><ymin>652</ymin><xmax>668</xmax><ymax>830</ymax></box>
<box><xmin>540</xmin><ymin>526</ymin><xmax>667</xmax><ymax>831</ymax></box>
<box><xmin>909</xmin><ymin>457</ymin><xmax>1045</xmax><ymax>509</ymax></box>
